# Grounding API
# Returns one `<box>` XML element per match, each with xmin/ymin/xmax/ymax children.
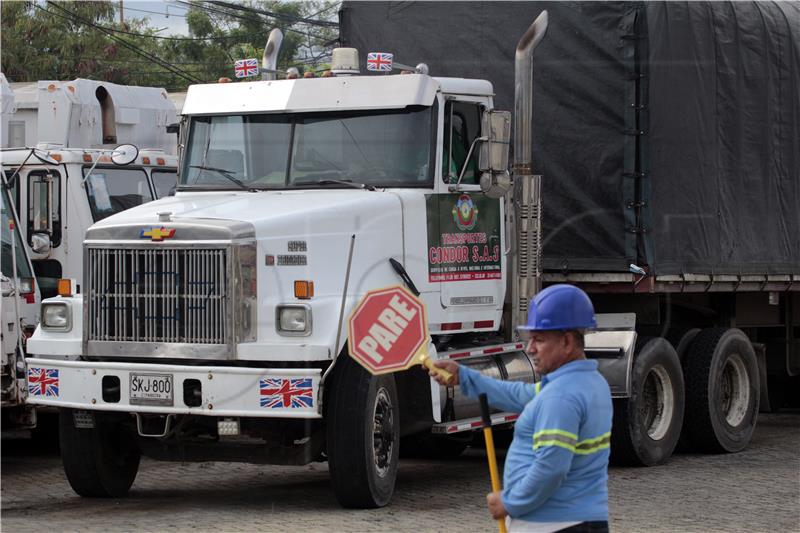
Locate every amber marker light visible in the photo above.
<box><xmin>294</xmin><ymin>280</ymin><xmax>314</xmax><ymax>299</ymax></box>
<box><xmin>58</xmin><ymin>279</ymin><xmax>74</xmax><ymax>297</ymax></box>
<box><xmin>142</xmin><ymin>156</ymin><xmax>151</xmax><ymax>164</ymax></box>
<box><xmin>82</xmin><ymin>154</ymin><xmax>93</xmax><ymax>162</ymax></box>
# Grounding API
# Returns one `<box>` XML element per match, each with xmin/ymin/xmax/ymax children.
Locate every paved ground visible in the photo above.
<box><xmin>1</xmin><ymin>411</ymin><xmax>798</xmax><ymax>532</ymax></box>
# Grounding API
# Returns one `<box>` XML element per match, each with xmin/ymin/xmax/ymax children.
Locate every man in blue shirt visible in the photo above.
<box><xmin>432</xmin><ymin>284</ymin><xmax>613</xmax><ymax>533</ymax></box>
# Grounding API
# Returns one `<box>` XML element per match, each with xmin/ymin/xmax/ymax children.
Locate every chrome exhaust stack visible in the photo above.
<box><xmin>513</xmin><ymin>10</ymin><xmax>548</xmax><ymax>175</ymax></box>
<box><xmin>262</xmin><ymin>28</ymin><xmax>283</xmax><ymax>81</ymax></box>
<box><xmin>511</xmin><ymin>11</ymin><xmax>548</xmax><ymax>335</ymax></box>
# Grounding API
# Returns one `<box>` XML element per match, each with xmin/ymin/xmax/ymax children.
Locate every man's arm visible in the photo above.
<box><xmin>431</xmin><ymin>360</ymin><xmax>539</xmax><ymax>413</ymax></box>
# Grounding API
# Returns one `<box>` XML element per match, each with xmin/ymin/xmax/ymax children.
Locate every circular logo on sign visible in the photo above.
<box><xmin>452</xmin><ymin>194</ymin><xmax>478</xmax><ymax>231</ymax></box>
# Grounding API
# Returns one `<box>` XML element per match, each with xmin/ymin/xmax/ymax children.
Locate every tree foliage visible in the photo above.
<box><xmin>1</xmin><ymin>1</ymin><xmax>339</xmax><ymax>91</ymax></box>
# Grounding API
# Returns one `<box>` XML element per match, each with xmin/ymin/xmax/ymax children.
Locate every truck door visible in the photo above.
<box><xmin>432</xmin><ymin>98</ymin><xmax>505</xmax><ymax>320</ymax></box>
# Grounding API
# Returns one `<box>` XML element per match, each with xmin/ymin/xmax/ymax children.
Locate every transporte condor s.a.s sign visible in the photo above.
<box><xmin>426</xmin><ymin>193</ymin><xmax>501</xmax><ymax>282</ymax></box>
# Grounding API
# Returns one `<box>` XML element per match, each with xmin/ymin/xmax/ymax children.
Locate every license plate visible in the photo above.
<box><xmin>130</xmin><ymin>373</ymin><xmax>174</xmax><ymax>406</ymax></box>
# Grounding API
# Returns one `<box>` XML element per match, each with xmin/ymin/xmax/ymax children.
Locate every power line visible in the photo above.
<box><xmin>176</xmin><ymin>0</ymin><xmax>336</xmax><ymax>40</ymax></box>
<box><xmin>41</xmin><ymin>2</ymin><xmax>202</xmax><ymax>84</ymax></box>
<box><xmin>206</xmin><ymin>1</ymin><xmax>338</xmax><ymax>28</ymax></box>
<box><xmin>120</xmin><ymin>6</ymin><xmax>189</xmax><ymax>18</ymax></box>
<box><xmin>307</xmin><ymin>2</ymin><xmax>341</xmax><ymax>20</ymax></box>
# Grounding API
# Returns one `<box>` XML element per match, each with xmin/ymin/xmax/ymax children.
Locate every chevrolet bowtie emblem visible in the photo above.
<box><xmin>140</xmin><ymin>227</ymin><xmax>176</xmax><ymax>241</ymax></box>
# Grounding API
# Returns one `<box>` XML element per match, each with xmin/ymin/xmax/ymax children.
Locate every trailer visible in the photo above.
<box><xmin>341</xmin><ymin>0</ymin><xmax>800</xmax><ymax>462</ymax></box>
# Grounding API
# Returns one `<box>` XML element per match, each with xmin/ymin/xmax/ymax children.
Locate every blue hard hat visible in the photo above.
<box><xmin>518</xmin><ymin>284</ymin><xmax>597</xmax><ymax>331</ymax></box>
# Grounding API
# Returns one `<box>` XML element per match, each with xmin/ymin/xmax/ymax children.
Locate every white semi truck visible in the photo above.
<box><xmin>1</xmin><ymin>178</ymin><xmax>40</xmax><ymax>427</ymax></box>
<box><xmin>1</xmin><ymin>78</ymin><xmax>179</xmax><ymax>300</ymax></box>
<box><xmin>1</xmin><ymin>77</ymin><xmax>179</xmax><ymax>427</ymax></box>
<box><xmin>25</xmin><ymin>9</ymin><xmax>795</xmax><ymax>508</ymax></box>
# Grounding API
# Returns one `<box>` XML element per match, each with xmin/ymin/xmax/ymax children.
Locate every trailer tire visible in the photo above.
<box><xmin>327</xmin><ymin>356</ymin><xmax>399</xmax><ymax>508</ymax></box>
<box><xmin>683</xmin><ymin>328</ymin><xmax>759</xmax><ymax>453</ymax></box>
<box><xmin>610</xmin><ymin>337</ymin><xmax>684</xmax><ymax>466</ymax></box>
<box><xmin>59</xmin><ymin>409</ymin><xmax>140</xmax><ymax>497</ymax></box>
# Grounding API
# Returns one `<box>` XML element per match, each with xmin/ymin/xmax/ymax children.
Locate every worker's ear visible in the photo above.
<box><xmin>562</xmin><ymin>331</ymin><xmax>577</xmax><ymax>351</ymax></box>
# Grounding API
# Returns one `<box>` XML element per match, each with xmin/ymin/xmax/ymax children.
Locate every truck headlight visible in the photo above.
<box><xmin>276</xmin><ymin>305</ymin><xmax>311</xmax><ymax>336</ymax></box>
<box><xmin>42</xmin><ymin>302</ymin><xmax>71</xmax><ymax>331</ymax></box>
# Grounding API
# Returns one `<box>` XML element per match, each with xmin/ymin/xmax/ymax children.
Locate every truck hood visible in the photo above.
<box><xmin>87</xmin><ymin>189</ymin><xmax>402</xmax><ymax>240</ymax></box>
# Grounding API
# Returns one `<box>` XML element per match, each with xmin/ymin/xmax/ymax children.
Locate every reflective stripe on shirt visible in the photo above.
<box><xmin>574</xmin><ymin>432</ymin><xmax>611</xmax><ymax>455</ymax></box>
<box><xmin>533</xmin><ymin>430</ymin><xmax>611</xmax><ymax>455</ymax></box>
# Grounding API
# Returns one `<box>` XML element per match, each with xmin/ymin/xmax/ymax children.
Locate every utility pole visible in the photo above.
<box><xmin>119</xmin><ymin>0</ymin><xmax>124</xmax><ymax>27</ymax></box>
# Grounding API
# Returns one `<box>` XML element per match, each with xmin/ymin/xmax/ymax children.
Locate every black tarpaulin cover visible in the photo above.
<box><xmin>340</xmin><ymin>1</ymin><xmax>800</xmax><ymax>275</ymax></box>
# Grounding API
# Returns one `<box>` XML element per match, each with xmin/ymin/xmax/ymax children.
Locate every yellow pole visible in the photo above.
<box><xmin>480</xmin><ymin>393</ymin><xmax>508</xmax><ymax>533</ymax></box>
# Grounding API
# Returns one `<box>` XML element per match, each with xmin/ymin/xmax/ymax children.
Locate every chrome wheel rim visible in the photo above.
<box><xmin>640</xmin><ymin>364</ymin><xmax>674</xmax><ymax>441</ymax></box>
<box><xmin>720</xmin><ymin>353</ymin><xmax>750</xmax><ymax>427</ymax></box>
<box><xmin>372</xmin><ymin>387</ymin><xmax>395</xmax><ymax>478</ymax></box>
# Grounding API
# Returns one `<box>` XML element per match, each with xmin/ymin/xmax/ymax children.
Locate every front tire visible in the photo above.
<box><xmin>683</xmin><ymin>328</ymin><xmax>759</xmax><ymax>453</ymax></box>
<box><xmin>611</xmin><ymin>337</ymin><xmax>685</xmax><ymax>466</ymax></box>
<box><xmin>59</xmin><ymin>409</ymin><xmax>140</xmax><ymax>497</ymax></box>
<box><xmin>327</xmin><ymin>356</ymin><xmax>399</xmax><ymax>508</ymax></box>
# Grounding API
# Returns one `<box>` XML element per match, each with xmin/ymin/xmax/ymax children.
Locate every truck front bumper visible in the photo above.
<box><xmin>24</xmin><ymin>358</ymin><xmax>322</xmax><ymax>419</ymax></box>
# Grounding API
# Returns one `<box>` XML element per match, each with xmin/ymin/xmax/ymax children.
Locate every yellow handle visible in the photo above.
<box><xmin>419</xmin><ymin>353</ymin><xmax>454</xmax><ymax>383</ymax></box>
<box><xmin>483</xmin><ymin>427</ymin><xmax>508</xmax><ymax>533</ymax></box>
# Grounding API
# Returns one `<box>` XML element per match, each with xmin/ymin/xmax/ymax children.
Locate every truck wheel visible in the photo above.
<box><xmin>59</xmin><ymin>409</ymin><xmax>140</xmax><ymax>497</ymax></box>
<box><xmin>327</xmin><ymin>356</ymin><xmax>399</xmax><ymax>508</ymax></box>
<box><xmin>683</xmin><ymin>328</ymin><xmax>759</xmax><ymax>453</ymax></box>
<box><xmin>611</xmin><ymin>337</ymin><xmax>684</xmax><ymax>466</ymax></box>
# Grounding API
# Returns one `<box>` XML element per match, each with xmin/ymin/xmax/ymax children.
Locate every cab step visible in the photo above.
<box><xmin>431</xmin><ymin>412</ymin><xmax>519</xmax><ymax>434</ymax></box>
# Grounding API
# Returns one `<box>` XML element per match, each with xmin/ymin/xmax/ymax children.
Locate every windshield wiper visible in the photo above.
<box><xmin>188</xmin><ymin>165</ymin><xmax>256</xmax><ymax>192</ymax></box>
<box><xmin>293</xmin><ymin>179</ymin><xmax>376</xmax><ymax>191</ymax></box>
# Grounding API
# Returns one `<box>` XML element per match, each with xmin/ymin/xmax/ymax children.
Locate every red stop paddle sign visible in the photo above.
<box><xmin>347</xmin><ymin>285</ymin><xmax>429</xmax><ymax>375</ymax></box>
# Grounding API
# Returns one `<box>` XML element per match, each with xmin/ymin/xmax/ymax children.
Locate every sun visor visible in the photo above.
<box><xmin>182</xmin><ymin>74</ymin><xmax>438</xmax><ymax>115</ymax></box>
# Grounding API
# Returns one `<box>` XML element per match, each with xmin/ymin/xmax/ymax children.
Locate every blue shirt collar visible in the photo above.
<box><xmin>540</xmin><ymin>358</ymin><xmax>598</xmax><ymax>386</ymax></box>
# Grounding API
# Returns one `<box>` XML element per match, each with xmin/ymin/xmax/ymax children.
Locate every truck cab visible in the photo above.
<box><xmin>25</xmin><ymin>42</ymin><xmax>559</xmax><ymax>507</ymax></box>
<box><xmin>1</xmin><ymin>146</ymin><xmax>178</xmax><ymax>299</ymax></box>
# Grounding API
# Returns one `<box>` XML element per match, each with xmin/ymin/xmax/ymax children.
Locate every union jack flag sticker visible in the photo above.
<box><xmin>234</xmin><ymin>58</ymin><xmax>259</xmax><ymax>79</ymax></box>
<box><xmin>259</xmin><ymin>378</ymin><xmax>313</xmax><ymax>409</ymax></box>
<box><xmin>28</xmin><ymin>367</ymin><xmax>59</xmax><ymax>397</ymax></box>
<box><xmin>366</xmin><ymin>52</ymin><xmax>393</xmax><ymax>72</ymax></box>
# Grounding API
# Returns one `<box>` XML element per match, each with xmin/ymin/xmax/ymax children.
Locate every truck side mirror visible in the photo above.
<box><xmin>479</xmin><ymin>110</ymin><xmax>512</xmax><ymax>198</ymax></box>
<box><xmin>31</xmin><ymin>231</ymin><xmax>51</xmax><ymax>255</ymax></box>
<box><xmin>31</xmin><ymin>173</ymin><xmax>54</xmax><ymax>239</ymax></box>
<box><xmin>112</xmin><ymin>144</ymin><xmax>139</xmax><ymax>166</ymax></box>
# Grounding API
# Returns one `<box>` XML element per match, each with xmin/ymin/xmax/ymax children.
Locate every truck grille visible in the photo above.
<box><xmin>87</xmin><ymin>248</ymin><xmax>228</xmax><ymax>344</ymax></box>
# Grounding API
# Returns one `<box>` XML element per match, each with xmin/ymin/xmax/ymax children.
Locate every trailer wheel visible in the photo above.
<box><xmin>327</xmin><ymin>356</ymin><xmax>399</xmax><ymax>508</ymax></box>
<box><xmin>683</xmin><ymin>328</ymin><xmax>759</xmax><ymax>453</ymax></box>
<box><xmin>59</xmin><ymin>409</ymin><xmax>140</xmax><ymax>497</ymax></box>
<box><xmin>611</xmin><ymin>337</ymin><xmax>684</xmax><ymax>466</ymax></box>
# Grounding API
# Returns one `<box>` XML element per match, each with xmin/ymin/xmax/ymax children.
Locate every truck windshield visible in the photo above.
<box><xmin>82</xmin><ymin>167</ymin><xmax>155</xmax><ymax>222</ymax></box>
<box><xmin>180</xmin><ymin>106</ymin><xmax>434</xmax><ymax>190</ymax></box>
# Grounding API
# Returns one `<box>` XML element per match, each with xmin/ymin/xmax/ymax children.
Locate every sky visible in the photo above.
<box><xmin>121</xmin><ymin>0</ymin><xmax>190</xmax><ymax>36</ymax></box>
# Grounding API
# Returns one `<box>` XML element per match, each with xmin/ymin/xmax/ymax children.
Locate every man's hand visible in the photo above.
<box><xmin>486</xmin><ymin>491</ymin><xmax>508</xmax><ymax>520</ymax></box>
<box><xmin>429</xmin><ymin>360</ymin><xmax>459</xmax><ymax>386</ymax></box>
